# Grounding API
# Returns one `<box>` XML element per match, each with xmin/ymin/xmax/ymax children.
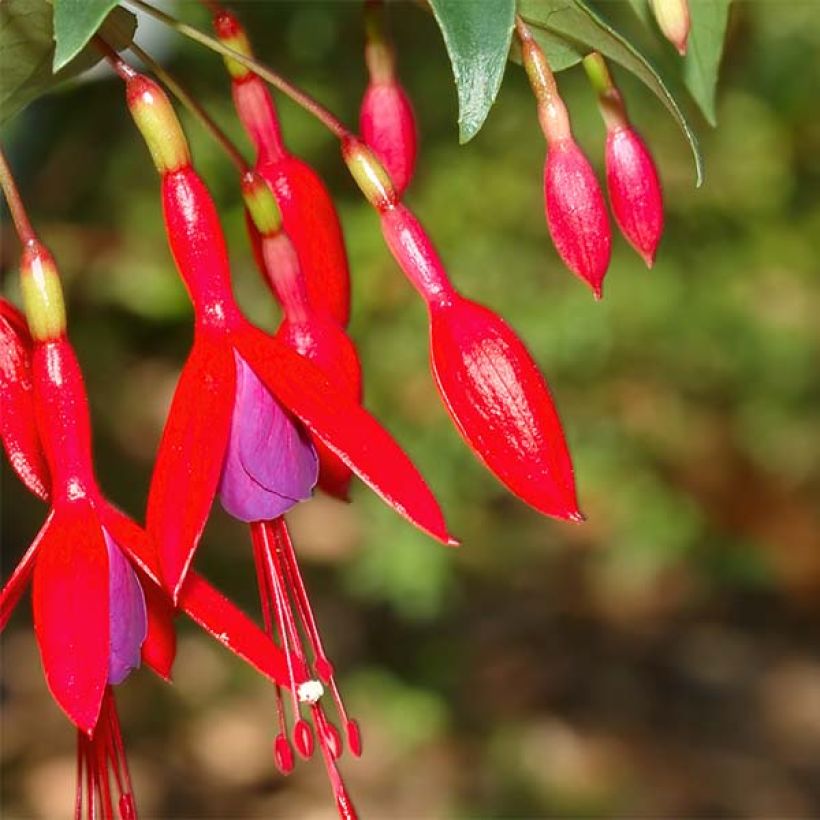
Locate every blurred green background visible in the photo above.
<box><xmin>2</xmin><ymin>1</ymin><xmax>820</xmax><ymax>816</ymax></box>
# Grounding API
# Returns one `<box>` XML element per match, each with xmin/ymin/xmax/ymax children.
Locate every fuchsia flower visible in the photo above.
<box><xmin>359</xmin><ymin>0</ymin><xmax>418</xmax><ymax>196</ymax></box>
<box><xmin>344</xmin><ymin>138</ymin><xmax>582</xmax><ymax>521</ymax></box>
<box><xmin>583</xmin><ymin>53</ymin><xmax>664</xmax><ymax>268</ymax></box>
<box><xmin>517</xmin><ymin>19</ymin><xmax>611</xmax><ymax>298</ymax></box>
<box><xmin>213</xmin><ymin>9</ymin><xmax>352</xmax><ymax>327</ymax></box>
<box><xmin>242</xmin><ymin>170</ymin><xmax>363</xmax><ymax>500</ymax></box>
<box><xmin>0</xmin><ymin>254</ymin><xmax>302</xmax><ymax>817</ymax></box>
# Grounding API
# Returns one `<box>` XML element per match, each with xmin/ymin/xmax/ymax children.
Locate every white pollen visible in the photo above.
<box><xmin>297</xmin><ymin>680</ymin><xmax>324</xmax><ymax>704</ymax></box>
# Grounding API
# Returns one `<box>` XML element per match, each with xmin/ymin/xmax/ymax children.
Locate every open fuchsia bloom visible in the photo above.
<box><xmin>0</xmin><ymin>246</ymin><xmax>304</xmax><ymax>818</ymax></box>
<box><xmin>584</xmin><ymin>53</ymin><xmax>664</xmax><ymax>268</ymax></box>
<box><xmin>213</xmin><ymin>8</ymin><xmax>352</xmax><ymax>327</ymax></box>
<box><xmin>343</xmin><ymin>138</ymin><xmax>582</xmax><ymax>522</ymax></box>
<box><xmin>359</xmin><ymin>0</ymin><xmax>418</xmax><ymax>196</ymax></box>
<box><xmin>123</xmin><ymin>69</ymin><xmax>457</xmax><ymax>814</ymax></box>
<box><xmin>242</xmin><ymin>169</ymin><xmax>363</xmax><ymax>500</ymax></box>
<box><xmin>517</xmin><ymin>21</ymin><xmax>611</xmax><ymax>298</ymax></box>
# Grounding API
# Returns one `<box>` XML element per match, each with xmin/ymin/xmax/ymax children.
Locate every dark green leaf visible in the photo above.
<box><xmin>517</xmin><ymin>0</ymin><xmax>704</xmax><ymax>185</ymax></box>
<box><xmin>53</xmin><ymin>0</ymin><xmax>121</xmax><ymax>71</ymax></box>
<box><xmin>0</xmin><ymin>0</ymin><xmax>136</xmax><ymax>124</ymax></box>
<box><xmin>429</xmin><ymin>0</ymin><xmax>516</xmax><ymax>144</ymax></box>
<box><xmin>682</xmin><ymin>0</ymin><xmax>731</xmax><ymax>126</ymax></box>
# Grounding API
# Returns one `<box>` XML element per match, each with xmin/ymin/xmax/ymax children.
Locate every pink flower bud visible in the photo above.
<box><xmin>650</xmin><ymin>0</ymin><xmax>691</xmax><ymax>56</ymax></box>
<box><xmin>544</xmin><ymin>138</ymin><xmax>612</xmax><ymax>298</ymax></box>
<box><xmin>605</xmin><ymin>127</ymin><xmax>663</xmax><ymax>267</ymax></box>
<box><xmin>360</xmin><ymin>80</ymin><xmax>418</xmax><ymax>196</ymax></box>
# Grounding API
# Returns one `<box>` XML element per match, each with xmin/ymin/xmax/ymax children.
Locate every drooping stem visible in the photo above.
<box><xmin>125</xmin><ymin>0</ymin><xmax>350</xmax><ymax>140</ymax></box>
<box><xmin>0</xmin><ymin>144</ymin><xmax>37</xmax><ymax>246</ymax></box>
<box><xmin>126</xmin><ymin>39</ymin><xmax>249</xmax><ymax>173</ymax></box>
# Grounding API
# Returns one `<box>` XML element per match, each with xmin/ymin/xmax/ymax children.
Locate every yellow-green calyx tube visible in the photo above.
<box><xmin>21</xmin><ymin>244</ymin><xmax>66</xmax><ymax>341</ymax></box>
<box><xmin>127</xmin><ymin>75</ymin><xmax>191</xmax><ymax>175</ymax></box>
<box><xmin>342</xmin><ymin>137</ymin><xmax>397</xmax><ymax>211</ymax></box>
<box><xmin>242</xmin><ymin>171</ymin><xmax>283</xmax><ymax>236</ymax></box>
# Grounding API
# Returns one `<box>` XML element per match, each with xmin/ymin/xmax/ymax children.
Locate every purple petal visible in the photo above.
<box><xmin>103</xmin><ymin>528</ymin><xmax>148</xmax><ymax>685</ymax></box>
<box><xmin>218</xmin><ymin>352</ymin><xmax>318</xmax><ymax>523</ymax></box>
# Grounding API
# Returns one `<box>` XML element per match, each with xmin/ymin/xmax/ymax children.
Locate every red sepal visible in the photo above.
<box><xmin>275</xmin><ymin>317</ymin><xmax>363</xmax><ymax>500</ymax></box>
<box><xmin>235</xmin><ymin>325</ymin><xmax>456</xmax><ymax>545</ymax></box>
<box><xmin>429</xmin><ymin>296</ymin><xmax>582</xmax><ymax>522</ymax></box>
<box><xmin>0</xmin><ymin>300</ymin><xmax>50</xmax><ymax>501</ymax></box>
<box><xmin>140</xmin><ymin>579</ymin><xmax>177</xmax><ymax>681</ymax></box>
<box><xmin>179</xmin><ymin>572</ymin><xmax>292</xmax><ymax>686</ymax></box>
<box><xmin>0</xmin><ymin>509</ymin><xmax>54</xmax><ymax>632</ymax></box>
<box><xmin>146</xmin><ymin>332</ymin><xmax>235</xmax><ymax>601</ymax></box>
<box><xmin>258</xmin><ymin>156</ymin><xmax>351</xmax><ymax>327</ymax></box>
<box><xmin>32</xmin><ymin>503</ymin><xmax>109</xmax><ymax>733</ymax></box>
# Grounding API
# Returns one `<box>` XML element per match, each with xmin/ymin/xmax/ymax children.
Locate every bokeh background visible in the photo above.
<box><xmin>2</xmin><ymin>1</ymin><xmax>819</xmax><ymax>816</ymax></box>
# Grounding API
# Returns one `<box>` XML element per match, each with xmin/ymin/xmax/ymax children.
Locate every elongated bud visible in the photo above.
<box><xmin>20</xmin><ymin>242</ymin><xmax>66</xmax><ymax>342</ymax></box>
<box><xmin>360</xmin><ymin>0</ymin><xmax>418</xmax><ymax>195</ymax></box>
<box><xmin>650</xmin><ymin>0</ymin><xmax>691</xmax><ymax>55</ymax></box>
<box><xmin>583</xmin><ymin>54</ymin><xmax>663</xmax><ymax>268</ymax></box>
<box><xmin>430</xmin><ymin>295</ymin><xmax>581</xmax><ymax>522</ymax></box>
<box><xmin>241</xmin><ymin>170</ymin><xmax>283</xmax><ymax>237</ymax></box>
<box><xmin>342</xmin><ymin>136</ymin><xmax>398</xmax><ymax>211</ymax></box>
<box><xmin>517</xmin><ymin>20</ymin><xmax>611</xmax><ymax>295</ymax></box>
<box><xmin>212</xmin><ymin>9</ymin><xmax>254</xmax><ymax>79</ymax></box>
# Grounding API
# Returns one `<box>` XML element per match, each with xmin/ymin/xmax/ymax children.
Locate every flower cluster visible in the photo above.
<box><xmin>1</xmin><ymin>2</ymin><xmax>682</xmax><ymax>817</ymax></box>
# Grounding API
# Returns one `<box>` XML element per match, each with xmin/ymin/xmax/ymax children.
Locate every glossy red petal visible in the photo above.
<box><xmin>275</xmin><ymin>317</ymin><xmax>363</xmax><ymax>500</ymax></box>
<box><xmin>258</xmin><ymin>156</ymin><xmax>350</xmax><ymax>327</ymax></box>
<box><xmin>140</xmin><ymin>579</ymin><xmax>177</xmax><ymax>681</ymax></box>
<box><xmin>0</xmin><ymin>509</ymin><xmax>54</xmax><ymax>632</ymax></box>
<box><xmin>178</xmin><ymin>571</ymin><xmax>292</xmax><ymax>688</ymax></box>
<box><xmin>429</xmin><ymin>296</ymin><xmax>581</xmax><ymax>521</ymax></box>
<box><xmin>32</xmin><ymin>504</ymin><xmax>109</xmax><ymax>732</ymax></box>
<box><xmin>0</xmin><ymin>301</ymin><xmax>50</xmax><ymax>501</ymax></box>
<box><xmin>235</xmin><ymin>325</ymin><xmax>455</xmax><ymax>545</ymax></box>
<box><xmin>146</xmin><ymin>333</ymin><xmax>235</xmax><ymax>602</ymax></box>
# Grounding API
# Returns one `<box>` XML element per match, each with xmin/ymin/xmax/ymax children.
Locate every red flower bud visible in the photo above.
<box><xmin>605</xmin><ymin>126</ymin><xmax>663</xmax><ymax>267</ymax></box>
<box><xmin>430</xmin><ymin>296</ymin><xmax>581</xmax><ymax>522</ymax></box>
<box><xmin>544</xmin><ymin>138</ymin><xmax>611</xmax><ymax>299</ymax></box>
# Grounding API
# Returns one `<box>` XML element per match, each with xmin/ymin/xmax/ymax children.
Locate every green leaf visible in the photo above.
<box><xmin>0</xmin><ymin>0</ymin><xmax>136</xmax><ymax>125</ymax></box>
<box><xmin>517</xmin><ymin>0</ymin><xmax>704</xmax><ymax>185</ymax></box>
<box><xmin>682</xmin><ymin>0</ymin><xmax>731</xmax><ymax>126</ymax></box>
<box><xmin>52</xmin><ymin>0</ymin><xmax>121</xmax><ymax>71</ymax></box>
<box><xmin>429</xmin><ymin>0</ymin><xmax>516</xmax><ymax>144</ymax></box>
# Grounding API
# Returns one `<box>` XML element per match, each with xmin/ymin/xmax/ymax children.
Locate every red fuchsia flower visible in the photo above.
<box><xmin>359</xmin><ymin>0</ymin><xmax>418</xmax><ymax>196</ymax></box>
<box><xmin>517</xmin><ymin>19</ymin><xmax>611</xmax><ymax>299</ymax></box>
<box><xmin>343</xmin><ymin>138</ymin><xmax>582</xmax><ymax>522</ymax></box>
<box><xmin>650</xmin><ymin>0</ymin><xmax>691</xmax><ymax>56</ymax></box>
<box><xmin>242</xmin><ymin>170</ymin><xmax>363</xmax><ymax>500</ymax></box>
<box><xmin>0</xmin><ymin>247</ymin><xmax>303</xmax><ymax>818</ymax></box>
<box><xmin>122</xmin><ymin>72</ymin><xmax>455</xmax><ymax>594</ymax></box>
<box><xmin>584</xmin><ymin>53</ymin><xmax>664</xmax><ymax>268</ymax></box>
<box><xmin>212</xmin><ymin>8</ymin><xmax>351</xmax><ymax>327</ymax></box>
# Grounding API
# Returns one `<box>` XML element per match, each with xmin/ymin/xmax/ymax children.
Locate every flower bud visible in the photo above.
<box><xmin>126</xmin><ymin>75</ymin><xmax>190</xmax><ymax>175</ymax></box>
<box><xmin>606</xmin><ymin>127</ymin><xmax>663</xmax><ymax>267</ymax></box>
<box><xmin>429</xmin><ymin>295</ymin><xmax>581</xmax><ymax>522</ymax></box>
<box><xmin>544</xmin><ymin>139</ymin><xmax>611</xmax><ymax>298</ymax></box>
<box><xmin>213</xmin><ymin>9</ymin><xmax>254</xmax><ymax>79</ymax></box>
<box><xmin>650</xmin><ymin>0</ymin><xmax>691</xmax><ymax>56</ymax></box>
<box><xmin>241</xmin><ymin>170</ymin><xmax>283</xmax><ymax>237</ymax></box>
<box><xmin>341</xmin><ymin>136</ymin><xmax>397</xmax><ymax>211</ymax></box>
<box><xmin>20</xmin><ymin>242</ymin><xmax>66</xmax><ymax>342</ymax></box>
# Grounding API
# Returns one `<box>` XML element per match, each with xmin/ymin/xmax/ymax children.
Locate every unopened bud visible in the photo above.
<box><xmin>213</xmin><ymin>10</ymin><xmax>254</xmax><ymax>79</ymax></box>
<box><xmin>241</xmin><ymin>171</ymin><xmax>282</xmax><ymax>236</ymax></box>
<box><xmin>126</xmin><ymin>75</ymin><xmax>190</xmax><ymax>174</ymax></box>
<box><xmin>20</xmin><ymin>243</ymin><xmax>66</xmax><ymax>342</ymax></box>
<box><xmin>650</xmin><ymin>0</ymin><xmax>691</xmax><ymax>56</ymax></box>
<box><xmin>342</xmin><ymin>136</ymin><xmax>397</xmax><ymax>211</ymax></box>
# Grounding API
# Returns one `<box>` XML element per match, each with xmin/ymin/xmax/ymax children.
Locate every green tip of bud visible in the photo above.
<box><xmin>20</xmin><ymin>243</ymin><xmax>66</xmax><ymax>342</ymax></box>
<box><xmin>126</xmin><ymin>75</ymin><xmax>191</xmax><ymax>175</ymax></box>
<box><xmin>242</xmin><ymin>172</ymin><xmax>282</xmax><ymax>236</ymax></box>
<box><xmin>213</xmin><ymin>11</ymin><xmax>255</xmax><ymax>79</ymax></box>
<box><xmin>342</xmin><ymin>137</ymin><xmax>397</xmax><ymax>211</ymax></box>
<box><xmin>582</xmin><ymin>53</ymin><xmax>612</xmax><ymax>95</ymax></box>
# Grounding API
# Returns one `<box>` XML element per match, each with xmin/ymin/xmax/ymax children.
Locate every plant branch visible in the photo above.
<box><xmin>0</xmin><ymin>144</ymin><xmax>37</xmax><ymax>246</ymax></box>
<box><xmin>125</xmin><ymin>0</ymin><xmax>351</xmax><ymax>141</ymax></box>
